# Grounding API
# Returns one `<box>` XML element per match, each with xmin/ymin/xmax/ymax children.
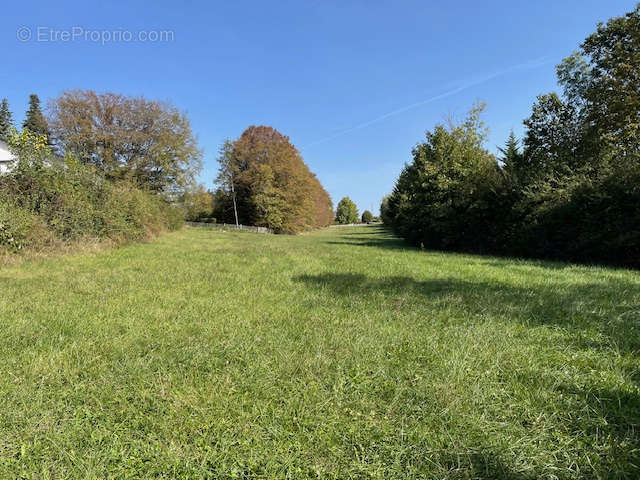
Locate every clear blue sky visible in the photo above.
<box><xmin>1</xmin><ymin>1</ymin><xmax>636</xmax><ymax>214</ymax></box>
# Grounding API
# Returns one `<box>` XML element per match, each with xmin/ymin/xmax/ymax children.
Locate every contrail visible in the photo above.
<box><xmin>302</xmin><ymin>57</ymin><xmax>553</xmax><ymax>148</ymax></box>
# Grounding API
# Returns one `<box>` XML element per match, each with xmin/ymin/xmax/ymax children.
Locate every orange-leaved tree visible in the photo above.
<box><xmin>214</xmin><ymin>126</ymin><xmax>332</xmax><ymax>233</ymax></box>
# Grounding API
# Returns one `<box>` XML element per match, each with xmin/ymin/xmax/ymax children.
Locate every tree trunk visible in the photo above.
<box><xmin>231</xmin><ymin>181</ymin><xmax>239</xmax><ymax>227</ymax></box>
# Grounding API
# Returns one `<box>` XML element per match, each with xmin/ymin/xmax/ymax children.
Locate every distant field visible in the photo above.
<box><xmin>1</xmin><ymin>226</ymin><xmax>639</xmax><ymax>479</ymax></box>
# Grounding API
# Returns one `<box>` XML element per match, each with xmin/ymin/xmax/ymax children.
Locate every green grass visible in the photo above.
<box><xmin>1</xmin><ymin>225</ymin><xmax>639</xmax><ymax>479</ymax></box>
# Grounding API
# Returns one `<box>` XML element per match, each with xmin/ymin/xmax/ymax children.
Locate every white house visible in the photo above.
<box><xmin>0</xmin><ymin>140</ymin><xmax>16</xmax><ymax>174</ymax></box>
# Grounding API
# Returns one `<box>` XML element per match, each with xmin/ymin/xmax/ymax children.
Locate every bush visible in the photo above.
<box><xmin>0</xmin><ymin>133</ymin><xmax>183</xmax><ymax>254</ymax></box>
<box><xmin>361</xmin><ymin>210</ymin><xmax>374</xmax><ymax>223</ymax></box>
<box><xmin>0</xmin><ymin>201</ymin><xmax>51</xmax><ymax>252</ymax></box>
<box><xmin>100</xmin><ymin>182</ymin><xmax>158</xmax><ymax>241</ymax></box>
<box><xmin>510</xmin><ymin>168</ymin><xmax>640</xmax><ymax>267</ymax></box>
<box><xmin>181</xmin><ymin>185</ymin><xmax>215</xmax><ymax>222</ymax></box>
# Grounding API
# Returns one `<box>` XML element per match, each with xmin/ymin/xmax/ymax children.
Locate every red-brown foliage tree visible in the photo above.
<box><xmin>214</xmin><ymin>126</ymin><xmax>333</xmax><ymax>233</ymax></box>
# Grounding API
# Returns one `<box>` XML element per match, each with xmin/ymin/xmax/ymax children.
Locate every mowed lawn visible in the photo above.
<box><xmin>1</xmin><ymin>226</ymin><xmax>639</xmax><ymax>479</ymax></box>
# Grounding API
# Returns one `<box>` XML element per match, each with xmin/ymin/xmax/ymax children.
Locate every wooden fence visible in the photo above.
<box><xmin>186</xmin><ymin>222</ymin><xmax>273</xmax><ymax>234</ymax></box>
<box><xmin>330</xmin><ymin>222</ymin><xmax>382</xmax><ymax>227</ymax></box>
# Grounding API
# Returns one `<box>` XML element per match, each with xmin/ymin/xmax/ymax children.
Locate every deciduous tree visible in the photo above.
<box><xmin>581</xmin><ymin>4</ymin><xmax>640</xmax><ymax>157</ymax></box>
<box><xmin>213</xmin><ymin>126</ymin><xmax>332</xmax><ymax>232</ymax></box>
<box><xmin>335</xmin><ymin>197</ymin><xmax>359</xmax><ymax>224</ymax></box>
<box><xmin>181</xmin><ymin>184</ymin><xmax>215</xmax><ymax>222</ymax></box>
<box><xmin>48</xmin><ymin>90</ymin><xmax>202</xmax><ymax>195</ymax></box>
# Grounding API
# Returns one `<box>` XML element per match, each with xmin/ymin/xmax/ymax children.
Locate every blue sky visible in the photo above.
<box><xmin>1</xmin><ymin>1</ymin><xmax>636</xmax><ymax>214</ymax></box>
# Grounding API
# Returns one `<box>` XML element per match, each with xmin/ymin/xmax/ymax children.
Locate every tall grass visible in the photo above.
<box><xmin>0</xmin><ymin>226</ymin><xmax>638</xmax><ymax>478</ymax></box>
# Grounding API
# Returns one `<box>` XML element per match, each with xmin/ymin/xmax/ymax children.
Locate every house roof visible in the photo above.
<box><xmin>0</xmin><ymin>140</ymin><xmax>16</xmax><ymax>163</ymax></box>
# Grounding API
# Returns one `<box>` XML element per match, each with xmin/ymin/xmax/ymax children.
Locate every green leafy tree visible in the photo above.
<box><xmin>580</xmin><ymin>4</ymin><xmax>640</xmax><ymax>157</ymax></box>
<box><xmin>0</xmin><ymin>99</ymin><xmax>13</xmax><ymax>143</ymax></box>
<box><xmin>523</xmin><ymin>5</ymin><xmax>640</xmax><ymax>175</ymax></box>
<box><xmin>22</xmin><ymin>94</ymin><xmax>50</xmax><ymax>138</ymax></box>
<box><xmin>181</xmin><ymin>184</ymin><xmax>215</xmax><ymax>222</ymax></box>
<box><xmin>335</xmin><ymin>197</ymin><xmax>359</xmax><ymax>224</ymax></box>
<box><xmin>361</xmin><ymin>210</ymin><xmax>374</xmax><ymax>223</ymax></box>
<box><xmin>48</xmin><ymin>90</ymin><xmax>202</xmax><ymax>195</ymax></box>
<box><xmin>384</xmin><ymin>103</ymin><xmax>507</xmax><ymax>251</ymax></box>
<box><xmin>512</xmin><ymin>4</ymin><xmax>640</xmax><ymax>265</ymax></box>
<box><xmin>522</xmin><ymin>92</ymin><xmax>588</xmax><ymax>181</ymax></box>
<box><xmin>379</xmin><ymin>195</ymin><xmax>393</xmax><ymax>225</ymax></box>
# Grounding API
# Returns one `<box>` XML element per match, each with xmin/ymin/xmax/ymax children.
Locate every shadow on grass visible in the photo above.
<box><xmin>437</xmin><ymin>452</ymin><xmax>538</xmax><ymax>480</ymax></box>
<box><xmin>330</xmin><ymin>226</ymin><xmax>629</xmax><ymax>271</ymax></box>
<box><xmin>294</xmin><ymin>272</ymin><xmax>640</xmax><ymax>477</ymax></box>
<box><xmin>326</xmin><ymin>239</ymin><xmax>410</xmax><ymax>250</ymax></box>
<box><xmin>294</xmin><ymin>272</ymin><xmax>640</xmax><ymax>353</ymax></box>
<box><xmin>327</xmin><ymin>227</ymin><xmax>412</xmax><ymax>251</ymax></box>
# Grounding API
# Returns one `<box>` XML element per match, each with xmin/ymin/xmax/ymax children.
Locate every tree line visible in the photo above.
<box><xmin>1</xmin><ymin>90</ymin><xmax>203</xmax><ymax>195</ymax></box>
<box><xmin>0</xmin><ymin>90</ymin><xmax>203</xmax><ymax>253</ymax></box>
<box><xmin>1</xmin><ymin>94</ymin><xmax>50</xmax><ymax>143</ymax></box>
<box><xmin>381</xmin><ymin>4</ymin><xmax>640</xmax><ymax>268</ymax></box>
<box><xmin>2</xmin><ymin>91</ymin><xmax>339</xmax><ymax>247</ymax></box>
<box><xmin>334</xmin><ymin>196</ymin><xmax>375</xmax><ymax>224</ymax></box>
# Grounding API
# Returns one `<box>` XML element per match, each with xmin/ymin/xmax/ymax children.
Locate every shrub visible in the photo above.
<box><xmin>510</xmin><ymin>167</ymin><xmax>640</xmax><ymax>267</ymax></box>
<box><xmin>100</xmin><ymin>181</ymin><xmax>182</xmax><ymax>243</ymax></box>
<box><xmin>0</xmin><ymin>131</ymin><xmax>184</xmax><ymax>254</ymax></box>
<box><xmin>0</xmin><ymin>201</ymin><xmax>51</xmax><ymax>252</ymax></box>
<box><xmin>361</xmin><ymin>210</ymin><xmax>374</xmax><ymax>223</ymax></box>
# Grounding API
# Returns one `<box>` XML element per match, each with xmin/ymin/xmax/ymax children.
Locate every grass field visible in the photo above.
<box><xmin>1</xmin><ymin>225</ymin><xmax>639</xmax><ymax>479</ymax></box>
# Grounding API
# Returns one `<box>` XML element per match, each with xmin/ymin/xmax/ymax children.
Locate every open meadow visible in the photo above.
<box><xmin>1</xmin><ymin>225</ymin><xmax>639</xmax><ymax>479</ymax></box>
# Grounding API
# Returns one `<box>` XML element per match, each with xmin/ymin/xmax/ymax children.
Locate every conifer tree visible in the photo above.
<box><xmin>0</xmin><ymin>98</ymin><xmax>13</xmax><ymax>143</ymax></box>
<box><xmin>23</xmin><ymin>94</ymin><xmax>50</xmax><ymax>138</ymax></box>
<box><xmin>498</xmin><ymin>130</ymin><xmax>523</xmax><ymax>176</ymax></box>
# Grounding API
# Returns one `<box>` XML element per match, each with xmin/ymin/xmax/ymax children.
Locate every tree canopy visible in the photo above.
<box><xmin>335</xmin><ymin>197</ymin><xmax>359</xmax><ymax>224</ymax></box>
<box><xmin>48</xmin><ymin>90</ymin><xmax>202</xmax><ymax>195</ymax></box>
<box><xmin>213</xmin><ymin>126</ymin><xmax>333</xmax><ymax>233</ymax></box>
<box><xmin>181</xmin><ymin>185</ymin><xmax>215</xmax><ymax>222</ymax></box>
<box><xmin>361</xmin><ymin>210</ymin><xmax>374</xmax><ymax>223</ymax></box>
<box><xmin>382</xmin><ymin>3</ymin><xmax>640</xmax><ymax>267</ymax></box>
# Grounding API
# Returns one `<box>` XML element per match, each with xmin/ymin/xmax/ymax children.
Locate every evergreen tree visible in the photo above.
<box><xmin>23</xmin><ymin>94</ymin><xmax>50</xmax><ymax>138</ymax></box>
<box><xmin>0</xmin><ymin>98</ymin><xmax>13</xmax><ymax>143</ymax></box>
<box><xmin>499</xmin><ymin>131</ymin><xmax>520</xmax><ymax>165</ymax></box>
<box><xmin>498</xmin><ymin>130</ymin><xmax>523</xmax><ymax>178</ymax></box>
